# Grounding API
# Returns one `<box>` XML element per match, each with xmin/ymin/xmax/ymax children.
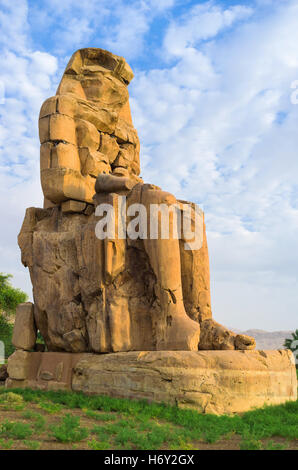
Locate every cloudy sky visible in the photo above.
<box><xmin>0</xmin><ymin>0</ymin><xmax>297</xmax><ymax>331</ymax></box>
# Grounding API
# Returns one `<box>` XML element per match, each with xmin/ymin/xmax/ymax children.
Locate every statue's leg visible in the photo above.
<box><xmin>179</xmin><ymin>205</ymin><xmax>255</xmax><ymax>351</ymax></box>
<box><xmin>180</xmin><ymin>210</ymin><xmax>212</xmax><ymax>323</ymax></box>
<box><xmin>137</xmin><ymin>186</ymin><xmax>200</xmax><ymax>351</ymax></box>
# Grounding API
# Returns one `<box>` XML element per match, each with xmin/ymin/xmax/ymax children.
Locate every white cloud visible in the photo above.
<box><xmin>149</xmin><ymin>0</ymin><xmax>175</xmax><ymax>10</ymax></box>
<box><xmin>0</xmin><ymin>0</ymin><xmax>29</xmax><ymax>53</ymax></box>
<box><xmin>0</xmin><ymin>1</ymin><xmax>58</xmax><ymax>296</ymax></box>
<box><xmin>163</xmin><ymin>1</ymin><xmax>253</xmax><ymax>56</ymax></box>
<box><xmin>130</xmin><ymin>0</ymin><xmax>298</xmax><ymax>329</ymax></box>
<box><xmin>103</xmin><ymin>5</ymin><xmax>150</xmax><ymax>58</ymax></box>
<box><xmin>28</xmin><ymin>0</ymin><xmax>176</xmax><ymax>59</ymax></box>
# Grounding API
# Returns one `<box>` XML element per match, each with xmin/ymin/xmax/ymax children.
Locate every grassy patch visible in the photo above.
<box><xmin>23</xmin><ymin>439</ymin><xmax>41</xmax><ymax>450</ymax></box>
<box><xmin>39</xmin><ymin>401</ymin><xmax>65</xmax><ymax>414</ymax></box>
<box><xmin>21</xmin><ymin>410</ymin><xmax>46</xmax><ymax>432</ymax></box>
<box><xmin>49</xmin><ymin>413</ymin><xmax>89</xmax><ymax>443</ymax></box>
<box><xmin>0</xmin><ymin>392</ymin><xmax>25</xmax><ymax>411</ymax></box>
<box><xmin>88</xmin><ymin>438</ymin><xmax>111</xmax><ymax>450</ymax></box>
<box><xmin>0</xmin><ymin>438</ymin><xmax>13</xmax><ymax>449</ymax></box>
<box><xmin>0</xmin><ymin>388</ymin><xmax>296</xmax><ymax>450</ymax></box>
<box><xmin>0</xmin><ymin>419</ymin><xmax>33</xmax><ymax>440</ymax></box>
<box><xmin>84</xmin><ymin>409</ymin><xmax>118</xmax><ymax>421</ymax></box>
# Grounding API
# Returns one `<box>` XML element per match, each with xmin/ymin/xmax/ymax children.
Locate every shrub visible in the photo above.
<box><xmin>0</xmin><ymin>315</ymin><xmax>14</xmax><ymax>358</ymax></box>
<box><xmin>0</xmin><ymin>420</ymin><xmax>33</xmax><ymax>440</ymax></box>
<box><xmin>0</xmin><ymin>274</ymin><xmax>28</xmax><ymax>315</ymax></box>
<box><xmin>284</xmin><ymin>330</ymin><xmax>298</xmax><ymax>363</ymax></box>
<box><xmin>0</xmin><ymin>273</ymin><xmax>28</xmax><ymax>358</ymax></box>
<box><xmin>0</xmin><ymin>392</ymin><xmax>24</xmax><ymax>410</ymax></box>
<box><xmin>50</xmin><ymin>413</ymin><xmax>89</xmax><ymax>443</ymax></box>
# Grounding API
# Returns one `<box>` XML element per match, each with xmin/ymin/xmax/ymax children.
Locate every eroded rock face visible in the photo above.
<box><xmin>7</xmin><ymin>350</ymin><xmax>31</xmax><ymax>380</ymax></box>
<box><xmin>18</xmin><ymin>203</ymin><xmax>212</xmax><ymax>353</ymax></box>
<box><xmin>5</xmin><ymin>350</ymin><xmax>297</xmax><ymax>415</ymax></box>
<box><xmin>12</xmin><ymin>302</ymin><xmax>37</xmax><ymax>351</ymax></box>
<box><xmin>17</xmin><ymin>47</ymin><xmax>255</xmax><ymax>353</ymax></box>
<box><xmin>72</xmin><ymin>350</ymin><xmax>297</xmax><ymax>414</ymax></box>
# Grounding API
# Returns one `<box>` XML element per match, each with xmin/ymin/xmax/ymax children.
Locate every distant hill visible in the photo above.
<box><xmin>233</xmin><ymin>329</ymin><xmax>294</xmax><ymax>350</ymax></box>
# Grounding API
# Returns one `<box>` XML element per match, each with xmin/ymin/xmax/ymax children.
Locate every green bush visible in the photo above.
<box><xmin>0</xmin><ymin>274</ymin><xmax>28</xmax><ymax>315</ymax></box>
<box><xmin>0</xmin><ymin>273</ymin><xmax>28</xmax><ymax>358</ymax></box>
<box><xmin>50</xmin><ymin>413</ymin><xmax>89</xmax><ymax>443</ymax></box>
<box><xmin>0</xmin><ymin>420</ymin><xmax>33</xmax><ymax>440</ymax></box>
<box><xmin>0</xmin><ymin>392</ymin><xmax>24</xmax><ymax>411</ymax></box>
<box><xmin>0</xmin><ymin>315</ymin><xmax>14</xmax><ymax>358</ymax></box>
<box><xmin>23</xmin><ymin>440</ymin><xmax>41</xmax><ymax>450</ymax></box>
<box><xmin>284</xmin><ymin>330</ymin><xmax>298</xmax><ymax>363</ymax></box>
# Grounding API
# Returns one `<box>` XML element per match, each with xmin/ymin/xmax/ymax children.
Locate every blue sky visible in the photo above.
<box><xmin>0</xmin><ymin>0</ymin><xmax>297</xmax><ymax>331</ymax></box>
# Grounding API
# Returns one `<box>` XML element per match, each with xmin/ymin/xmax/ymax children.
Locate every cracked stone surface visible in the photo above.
<box><xmin>5</xmin><ymin>350</ymin><xmax>297</xmax><ymax>415</ymax></box>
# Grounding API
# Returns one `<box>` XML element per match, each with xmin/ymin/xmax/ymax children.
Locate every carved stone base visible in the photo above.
<box><xmin>6</xmin><ymin>350</ymin><xmax>83</xmax><ymax>391</ymax></box>
<box><xmin>6</xmin><ymin>350</ymin><xmax>297</xmax><ymax>415</ymax></box>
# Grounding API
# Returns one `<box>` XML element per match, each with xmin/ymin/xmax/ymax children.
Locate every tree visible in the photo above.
<box><xmin>284</xmin><ymin>330</ymin><xmax>298</xmax><ymax>364</ymax></box>
<box><xmin>0</xmin><ymin>273</ymin><xmax>28</xmax><ymax>358</ymax></box>
<box><xmin>0</xmin><ymin>273</ymin><xmax>28</xmax><ymax>316</ymax></box>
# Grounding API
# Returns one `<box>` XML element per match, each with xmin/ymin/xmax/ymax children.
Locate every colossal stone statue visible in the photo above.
<box><xmin>18</xmin><ymin>48</ymin><xmax>255</xmax><ymax>353</ymax></box>
<box><xmin>7</xmin><ymin>48</ymin><xmax>297</xmax><ymax>415</ymax></box>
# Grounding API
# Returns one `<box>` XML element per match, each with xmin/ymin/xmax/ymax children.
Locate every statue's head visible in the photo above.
<box><xmin>57</xmin><ymin>48</ymin><xmax>134</xmax><ymax>116</ymax></box>
<box><xmin>40</xmin><ymin>48</ymin><xmax>141</xmax><ymax>206</ymax></box>
<box><xmin>65</xmin><ymin>48</ymin><xmax>134</xmax><ymax>83</ymax></box>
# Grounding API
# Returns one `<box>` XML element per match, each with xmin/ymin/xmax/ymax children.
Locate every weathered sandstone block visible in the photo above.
<box><xmin>5</xmin><ymin>350</ymin><xmax>297</xmax><ymax>415</ymax></box>
<box><xmin>6</xmin><ymin>352</ymin><xmax>83</xmax><ymax>391</ymax></box>
<box><xmin>61</xmin><ymin>200</ymin><xmax>86</xmax><ymax>213</ymax></box>
<box><xmin>72</xmin><ymin>350</ymin><xmax>297</xmax><ymax>414</ymax></box>
<box><xmin>7</xmin><ymin>350</ymin><xmax>31</xmax><ymax>380</ymax></box>
<box><xmin>38</xmin><ymin>48</ymin><xmax>140</xmax><ymax>208</ymax></box>
<box><xmin>12</xmin><ymin>302</ymin><xmax>37</xmax><ymax>350</ymax></box>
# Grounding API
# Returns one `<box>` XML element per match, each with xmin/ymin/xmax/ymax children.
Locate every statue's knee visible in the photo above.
<box><xmin>142</xmin><ymin>186</ymin><xmax>177</xmax><ymax>206</ymax></box>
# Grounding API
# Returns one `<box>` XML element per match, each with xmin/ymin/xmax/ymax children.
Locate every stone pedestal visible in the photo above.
<box><xmin>6</xmin><ymin>349</ymin><xmax>297</xmax><ymax>415</ymax></box>
<box><xmin>6</xmin><ymin>351</ymin><xmax>84</xmax><ymax>391</ymax></box>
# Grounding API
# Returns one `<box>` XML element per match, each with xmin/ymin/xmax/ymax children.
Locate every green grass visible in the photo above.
<box><xmin>0</xmin><ymin>317</ymin><xmax>15</xmax><ymax>358</ymax></box>
<box><xmin>0</xmin><ymin>419</ymin><xmax>33</xmax><ymax>440</ymax></box>
<box><xmin>23</xmin><ymin>440</ymin><xmax>41</xmax><ymax>450</ymax></box>
<box><xmin>0</xmin><ymin>387</ymin><xmax>296</xmax><ymax>450</ymax></box>
<box><xmin>264</xmin><ymin>440</ymin><xmax>288</xmax><ymax>451</ymax></box>
<box><xmin>38</xmin><ymin>401</ymin><xmax>65</xmax><ymax>414</ymax></box>
<box><xmin>84</xmin><ymin>409</ymin><xmax>118</xmax><ymax>421</ymax></box>
<box><xmin>0</xmin><ymin>392</ymin><xmax>24</xmax><ymax>411</ymax></box>
<box><xmin>0</xmin><ymin>438</ymin><xmax>13</xmax><ymax>449</ymax></box>
<box><xmin>21</xmin><ymin>410</ymin><xmax>46</xmax><ymax>432</ymax></box>
<box><xmin>49</xmin><ymin>413</ymin><xmax>89</xmax><ymax>443</ymax></box>
<box><xmin>88</xmin><ymin>438</ymin><xmax>111</xmax><ymax>450</ymax></box>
